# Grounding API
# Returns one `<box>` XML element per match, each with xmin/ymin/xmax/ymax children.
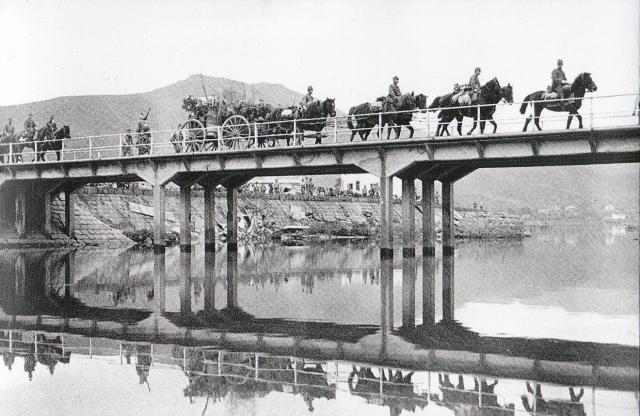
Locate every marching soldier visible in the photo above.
<box><xmin>469</xmin><ymin>67</ymin><xmax>481</xmax><ymax>102</ymax></box>
<box><xmin>552</xmin><ymin>59</ymin><xmax>568</xmax><ymax>99</ymax></box>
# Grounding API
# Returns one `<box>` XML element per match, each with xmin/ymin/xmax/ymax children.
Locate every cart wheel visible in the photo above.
<box><xmin>222</xmin><ymin>115</ymin><xmax>251</xmax><ymax>150</ymax></box>
<box><xmin>180</xmin><ymin>119</ymin><xmax>206</xmax><ymax>152</ymax></box>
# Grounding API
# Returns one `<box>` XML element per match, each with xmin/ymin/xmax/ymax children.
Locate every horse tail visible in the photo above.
<box><xmin>428</xmin><ymin>97</ymin><xmax>441</xmax><ymax>111</ymax></box>
<box><xmin>347</xmin><ymin>107</ymin><xmax>356</xmax><ymax>130</ymax></box>
<box><xmin>520</xmin><ymin>93</ymin><xmax>536</xmax><ymax>114</ymax></box>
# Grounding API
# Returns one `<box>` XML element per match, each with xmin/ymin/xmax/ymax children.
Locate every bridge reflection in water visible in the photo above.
<box><xmin>0</xmin><ymin>248</ymin><xmax>638</xmax><ymax>415</ymax></box>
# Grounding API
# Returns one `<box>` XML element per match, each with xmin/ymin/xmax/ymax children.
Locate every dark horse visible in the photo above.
<box><xmin>348</xmin><ymin>93</ymin><xmax>427</xmax><ymax>141</ymax></box>
<box><xmin>40</xmin><ymin>125</ymin><xmax>71</xmax><ymax>161</ymax></box>
<box><xmin>454</xmin><ymin>79</ymin><xmax>513</xmax><ymax>135</ymax></box>
<box><xmin>382</xmin><ymin>93</ymin><xmax>428</xmax><ymax>139</ymax></box>
<box><xmin>430</xmin><ymin>78</ymin><xmax>513</xmax><ymax>136</ymax></box>
<box><xmin>520</xmin><ymin>72</ymin><xmax>597</xmax><ymax>131</ymax></box>
<box><xmin>265</xmin><ymin>98</ymin><xmax>336</xmax><ymax>146</ymax></box>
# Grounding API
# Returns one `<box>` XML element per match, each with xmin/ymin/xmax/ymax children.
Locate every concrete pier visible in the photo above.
<box><xmin>179</xmin><ymin>184</ymin><xmax>191</xmax><ymax>252</ymax></box>
<box><xmin>379</xmin><ymin>176</ymin><xmax>394</xmax><ymax>260</ymax></box>
<box><xmin>153</xmin><ymin>183</ymin><xmax>165</xmax><ymax>251</ymax></box>
<box><xmin>441</xmin><ymin>181</ymin><xmax>455</xmax><ymax>321</ymax></box>
<box><xmin>401</xmin><ymin>178</ymin><xmax>416</xmax><ymax>327</ymax></box>
<box><xmin>179</xmin><ymin>251</ymin><xmax>192</xmax><ymax>314</ymax></box>
<box><xmin>421</xmin><ymin>178</ymin><xmax>436</xmax><ymax>324</ymax></box>
<box><xmin>226</xmin><ymin>183</ymin><xmax>239</xmax><ymax>308</ymax></box>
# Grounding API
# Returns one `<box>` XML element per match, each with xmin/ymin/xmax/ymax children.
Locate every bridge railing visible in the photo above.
<box><xmin>0</xmin><ymin>92</ymin><xmax>638</xmax><ymax>165</ymax></box>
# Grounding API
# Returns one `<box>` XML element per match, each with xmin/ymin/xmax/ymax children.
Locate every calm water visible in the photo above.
<box><xmin>0</xmin><ymin>226</ymin><xmax>638</xmax><ymax>415</ymax></box>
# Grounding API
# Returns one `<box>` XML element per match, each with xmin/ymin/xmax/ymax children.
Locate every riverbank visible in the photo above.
<box><xmin>0</xmin><ymin>186</ymin><xmax>527</xmax><ymax>247</ymax></box>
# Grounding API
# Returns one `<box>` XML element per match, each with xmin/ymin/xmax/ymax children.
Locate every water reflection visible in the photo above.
<box><xmin>0</xmin><ymin>329</ymin><xmax>637</xmax><ymax>415</ymax></box>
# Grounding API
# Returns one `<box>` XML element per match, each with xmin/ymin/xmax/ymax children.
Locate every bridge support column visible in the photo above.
<box><xmin>153</xmin><ymin>183</ymin><xmax>166</xmax><ymax>251</ymax></box>
<box><xmin>64</xmin><ymin>251</ymin><xmax>74</xmax><ymax>299</ymax></box>
<box><xmin>180</xmin><ymin>250</ymin><xmax>192</xmax><ymax>314</ymax></box>
<box><xmin>441</xmin><ymin>181</ymin><xmax>455</xmax><ymax>321</ymax></box>
<box><xmin>64</xmin><ymin>189</ymin><xmax>75</xmax><ymax>239</ymax></box>
<box><xmin>203</xmin><ymin>183</ymin><xmax>217</xmax><ymax>312</ymax></box>
<box><xmin>179</xmin><ymin>185</ymin><xmax>192</xmax><ymax>251</ymax></box>
<box><xmin>421</xmin><ymin>178</ymin><xmax>436</xmax><ymax>324</ymax></box>
<box><xmin>15</xmin><ymin>190</ymin><xmax>26</xmax><ymax>238</ymax></box>
<box><xmin>226</xmin><ymin>184</ymin><xmax>239</xmax><ymax>308</ymax></box>
<box><xmin>153</xmin><ymin>250</ymin><xmax>166</xmax><ymax>317</ymax></box>
<box><xmin>379</xmin><ymin>176</ymin><xmax>394</xmax><ymax>259</ymax></box>
<box><xmin>401</xmin><ymin>178</ymin><xmax>416</xmax><ymax>327</ymax></box>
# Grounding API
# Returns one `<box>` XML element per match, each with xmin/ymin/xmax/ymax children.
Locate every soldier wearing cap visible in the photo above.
<box><xmin>469</xmin><ymin>67</ymin><xmax>481</xmax><ymax>102</ymax></box>
<box><xmin>24</xmin><ymin>113</ymin><xmax>36</xmax><ymax>138</ymax></box>
<box><xmin>552</xmin><ymin>59</ymin><xmax>568</xmax><ymax>99</ymax></box>
<box><xmin>3</xmin><ymin>117</ymin><xmax>15</xmax><ymax>138</ymax></box>
<box><xmin>46</xmin><ymin>115</ymin><xmax>57</xmax><ymax>133</ymax></box>
<box><xmin>388</xmin><ymin>76</ymin><xmax>401</xmax><ymax>99</ymax></box>
<box><xmin>299</xmin><ymin>86</ymin><xmax>315</xmax><ymax>112</ymax></box>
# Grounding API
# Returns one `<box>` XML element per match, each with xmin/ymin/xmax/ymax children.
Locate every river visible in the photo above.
<box><xmin>0</xmin><ymin>226</ymin><xmax>638</xmax><ymax>415</ymax></box>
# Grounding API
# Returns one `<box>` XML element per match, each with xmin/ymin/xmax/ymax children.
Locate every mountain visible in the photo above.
<box><xmin>0</xmin><ymin>75</ymin><xmax>305</xmax><ymax>137</ymax></box>
<box><xmin>0</xmin><ymin>75</ymin><xmax>637</xmax><ymax>214</ymax></box>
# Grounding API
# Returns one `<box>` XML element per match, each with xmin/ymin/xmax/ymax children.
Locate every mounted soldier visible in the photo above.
<box><xmin>3</xmin><ymin>118</ymin><xmax>15</xmax><ymax>140</ymax></box>
<box><xmin>469</xmin><ymin>67</ymin><xmax>482</xmax><ymax>102</ymax></box>
<box><xmin>299</xmin><ymin>86</ymin><xmax>315</xmax><ymax>114</ymax></box>
<box><xmin>385</xmin><ymin>76</ymin><xmax>401</xmax><ymax>111</ymax></box>
<box><xmin>552</xmin><ymin>59</ymin><xmax>570</xmax><ymax>101</ymax></box>
<box><xmin>136</xmin><ymin>108</ymin><xmax>151</xmax><ymax>155</ymax></box>
<box><xmin>46</xmin><ymin>115</ymin><xmax>57</xmax><ymax>135</ymax></box>
<box><xmin>24</xmin><ymin>113</ymin><xmax>37</xmax><ymax>140</ymax></box>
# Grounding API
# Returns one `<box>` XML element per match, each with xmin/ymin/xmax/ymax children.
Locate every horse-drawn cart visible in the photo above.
<box><xmin>175</xmin><ymin>96</ymin><xmax>270</xmax><ymax>152</ymax></box>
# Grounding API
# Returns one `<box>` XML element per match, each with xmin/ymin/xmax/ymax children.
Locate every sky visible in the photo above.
<box><xmin>0</xmin><ymin>0</ymin><xmax>638</xmax><ymax>108</ymax></box>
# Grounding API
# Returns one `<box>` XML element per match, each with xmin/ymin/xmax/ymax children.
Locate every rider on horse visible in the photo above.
<box><xmin>299</xmin><ymin>86</ymin><xmax>315</xmax><ymax>114</ymax></box>
<box><xmin>46</xmin><ymin>115</ymin><xmax>57</xmax><ymax>135</ymax></box>
<box><xmin>24</xmin><ymin>113</ymin><xmax>36</xmax><ymax>140</ymax></box>
<box><xmin>3</xmin><ymin>118</ymin><xmax>15</xmax><ymax>139</ymax></box>
<box><xmin>468</xmin><ymin>67</ymin><xmax>482</xmax><ymax>102</ymax></box>
<box><xmin>552</xmin><ymin>59</ymin><xmax>571</xmax><ymax>103</ymax></box>
<box><xmin>386</xmin><ymin>76</ymin><xmax>401</xmax><ymax>111</ymax></box>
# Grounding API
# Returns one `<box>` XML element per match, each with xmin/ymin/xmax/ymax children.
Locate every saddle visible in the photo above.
<box><xmin>368</xmin><ymin>101</ymin><xmax>383</xmax><ymax>111</ymax></box>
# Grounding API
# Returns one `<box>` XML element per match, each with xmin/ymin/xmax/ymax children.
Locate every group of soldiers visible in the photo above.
<box><xmin>3</xmin><ymin>114</ymin><xmax>58</xmax><ymax>142</ymax></box>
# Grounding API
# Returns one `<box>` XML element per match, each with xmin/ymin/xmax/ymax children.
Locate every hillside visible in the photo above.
<box><xmin>0</xmin><ymin>75</ymin><xmax>637</xmax><ymax>213</ymax></box>
<box><xmin>0</xmin><ymin>75</ymin><xmax>305</xmax><ymax>137</ymax></box>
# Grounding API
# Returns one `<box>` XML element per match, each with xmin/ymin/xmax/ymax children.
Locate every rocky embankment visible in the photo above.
<box><xmin>0</xmin><ymin>187</ymin><xmax>526</xmax><ymax>247</ymax></box>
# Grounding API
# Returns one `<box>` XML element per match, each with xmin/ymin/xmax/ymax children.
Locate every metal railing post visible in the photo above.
<box><xmin>477</xmin><ymin>104</ymin><xmax>482</xmax><ymax>132</ymax></box>
<box><xmin>8</xmin><ymin>143</ymin><xmax>12</xmax><ymax>163</ymax></box>
<box><xmin>182</xmin><ymin>128</ymin><xmax>187</xmax><ymax>153</ymax></box>
<box><xmin>217</xmin><ymin>126</ymin><xmax>223</xmax><ymax>152</ymax></box>
<box><xmin>426</xmin><ymin>110</ymin><xmax>431</xmax><ymax>137</ymax></box>
<box><xmin>531</xmin><ymin>101</ymin><xmax>536</xmax><ymax>130</ymax></box>
<box><xmin>61</xmin><ymin>138</ymin><xmax>65</xmax><ymax>161</ymax></box>
<box><xmin>119</xmin><ymin>134</ymin><xmax>123</xmax><ymax>157</ymax></box>
<box><xmin>88</xmin><ymin>137</ymin><xmax>92</xmax><ymax>159</ymax></box>
<box><xmin>149</xmin><ymin>133</ymin><xmax>154</xmax><ymax>155</ymax></box>
<box><xmin>293</xmin><ymin>119</ymin><xmax>297</xmax><ymax>145</ymax></box>
<box><xmin>334</xmin><ymin>117</ymin><xmax>338</xmax><ymax>143</ymax></box>
<box><xmin>34</xmin><ymin>140</ymin><xmax>38</xmax><ymax>162</ymax></box>
<box><xmin>378</xmin><ymin>113</ymin><xmax>382</xmax><ymax>139</ymax></box>
<box><xmin>254</xmin><ymin>353</ymin><xmax>259</xmax><ymax>380</ymax></box>
<box><xmin>589</xmin><ymin>96</ymin><xmax>594</xmax><ymax>128</ymax></box>
<box><xmin>254</xmin><ymin>122</ymin><xmax>259</xmax><ymax>147</ymax></box>
<box><xmin>8</xmin><ymin>330</ymin><xmax>12</xmax><ymax>352</ymax></box>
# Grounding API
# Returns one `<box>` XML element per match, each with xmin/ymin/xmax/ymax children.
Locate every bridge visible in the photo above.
<box><xmin>0</xmin><ymin>94</ymin><xmax>638</xmax><ymax>322</ymax></box>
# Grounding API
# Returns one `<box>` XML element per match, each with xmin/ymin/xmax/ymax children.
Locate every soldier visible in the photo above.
<box><xmin>122</xmin><ymin>128</ymin><xmax>134</xmax><ymax>156</ymax></box>
<box><xmin>24</xmin><ymin>113</ymin><xmax>36</xmax><ymax>138</ymax></box>
<box><xmin>386</xmin><ymin>76</ymin><xmax>401</xmax><ymax>111</ymax></box>
<box><xmin>3</xmin><ymin>118</ymin><xmax>15</xmax><ymax>138</ymax></box>
<box><xmin>137</xmin><ymin>108</ymin><xmax>150</xmax><ymax>132</ymax></box>
<box><xmin>46</xmin><ymin>115</ymin><xmax>57</xmax><ymax>133</ymax></box>
<box><xmin>299</xmin><ymin>86</ymin><xmax>314</xmax><ymax>112</ymax></box>
<box><xmin>552</xmin><ymin>59</ymin><xmax>568</xmax><ymax>99</ymax></box>
<box><xmin>468</xmin><ymin>67</ymin><xmax>481</xmax><ymax>102</ymax></box>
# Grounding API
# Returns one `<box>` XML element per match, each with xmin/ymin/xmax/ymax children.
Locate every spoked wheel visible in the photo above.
<box><xmin>180</xmin><ymin>119</ymin><xmax>206</xmax><ymax>152</ymax></box>
<box><xmin>222</xmin><ymin>115</ymin><xmax>251</xmax><ymax>150</ymax></box>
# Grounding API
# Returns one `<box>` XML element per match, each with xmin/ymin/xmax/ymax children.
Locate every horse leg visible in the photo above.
<box><xmin>575</xmin><ymin>112</ymin><xmax>583</xmax><ymax>129</ymax></box>
<box><xmin>489</xmin><ymin>117</ymin><xmax>497</xmax><ymax>134</ymax></box>
<box><xmin>523</xmin><ymin>117</ymin><xmax>531</xmax><ymax>132</ymax></box>
<box><xmin>480</xmin><ymin>120</ymin><xmax>486</xmax><ymax>134</ymax></box>
<box><xmin>362</xmin><ymin>129</ymin><xmax>370</xmax><ymax>141</ymax></box>
<box><xmin>467</xmin><ymin>116</ymin><xmax>478</xmax><ymax>135</ymax></box>
<box><xmin>407</xmin><ymin>125</ymin><xmax>414</xmax><ymax>139</ymax></box>
<box><xmin>456</xmin><ymin>116</ymin><xmax>463</xmax><ymax>135</ymax></box>
<box><xmin>394</xmin><ymin>125</ymin><xmax>401</xmax><ymax>139</ymax></box>
<box><xmin>534</xmin><ymin>109</ymin><xmax>543</xmax><ymax>131</ymax></box>
<box><xmin>566</xmin><ymin>113</ymin><xmax>573</xmax><ymax>129</ymax></box>
<box><xmin>350</xmin><ymin>129</ymin><xmax>356</xmax><ymax>142</ymax></box>
<box><xmin>56</xmin><ymin>151</ymin><xmax>61</xmax><ymax>161</ymax></box>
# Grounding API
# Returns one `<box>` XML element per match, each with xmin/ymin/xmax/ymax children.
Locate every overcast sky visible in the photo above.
<box><xmin>0</xmin><ymin>0</ymin><xmax>637</xmax><ymax>108</ymax></box>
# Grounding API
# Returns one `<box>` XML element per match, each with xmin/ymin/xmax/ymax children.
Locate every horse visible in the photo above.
<box><xmin>453</xmin><ymin>79</ymin><xmax>514</xmax><ymax>135</ymax></box>
<box><xmin>520</xmin><ymin>72</ymin><xmax>597</xmax><ymax>131</ymax></box>
<box><xmin>265</xmin><ymin>98</ymin><xmax>336</xmax><ymax>146</ymax></box>
<box><xmin>296</xmin><ymin>98</ymin><xmax>336</xmax><ymax>144</ymax></box>
<box><xmin>347</xmin><ymin>100</ymin><xmax>384</xmax><ymax>142</ymax></box>
<box><xmin>40</xmin><ymin>125</ymin><xmax>71</xmax><ymax>161</ymax></box>
<box><xmin>381</xmin><ymin>92</ymin><xmax>428</xmax><ymax>139</ymax></box>
<box><xmin>427</xmin><ymin>93</ymin><xmax>456</xmax><ymax>136</ymax></box>
<box><xmin>2</xmin><ymin>129</ymin><xmax>39</xmax><ymax>162</ymax></box>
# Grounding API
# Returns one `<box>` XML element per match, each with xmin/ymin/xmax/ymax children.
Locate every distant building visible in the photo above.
<box><xmin>339</xmin><ymin>174</ymin><xmax>379</xmax><ymax>195</ymax></box>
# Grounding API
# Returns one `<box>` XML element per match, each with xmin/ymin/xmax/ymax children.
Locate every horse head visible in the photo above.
<box><xmin>501</xmin><ymin>83</ymin><xmax>514</xmax><ymax>104</ymax></box>
<box><xmin>322</xmin><ymin>98</ymin><xmax>336</xmax><ymax>117</ymax></box>
<box><xmin>61</xmin><ymin>125</ymin><xmax>71</xmax><ymax>138</ymax></box>
<box><xmin>415</xmin><ymin>94</ymin><xmax>428</xmax><ymax>109</ymax></box>
<box><xmin>582</xmin><ymin>72</ymin><xmax>597</xmax><ymax>92</ymax></box>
